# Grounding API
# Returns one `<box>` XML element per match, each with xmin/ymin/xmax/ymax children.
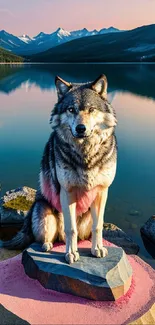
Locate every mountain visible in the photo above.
<box><xmin>18</xmin><ymin>34</ymin><xmax>33</xmax><ymax>44</ymax></box>
<box><xmin>0</xmin><ymin>27</ymin><xmax>120</xmax><ymax>55</ymax></box>
<box><xmin>0</xmin><ymin>30</ymin><xmax>26</xmax><ymax>51</ymax></box>
<box><xmin>30</xmin><ymin>24</ymin><xmax>155</xmax><ymax>62</ymax></box>
<box><xmin>21</xmin><ymin>28</ymin><xmax>73</xmax><ymax>54</ymax></box>
<box><xmin>99</xmin><ymin>27</ymin><xmax>120</xmax><ymax>34</ymax></box>
<box><xmin>71</xmin><ymin>28</ymin><xmax>96</xmax><ymax>38</ymax></box>
<box><xmin>0</xmin><ymin>47</ymin><xmax>23</xmax><ymax>62</ymax></box>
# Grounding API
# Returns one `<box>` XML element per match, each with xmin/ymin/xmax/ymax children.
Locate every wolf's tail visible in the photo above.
<box><xmin>0</xmin><ymin>205</ymin><xmax>34</xmax><ymax>250</ymax></box>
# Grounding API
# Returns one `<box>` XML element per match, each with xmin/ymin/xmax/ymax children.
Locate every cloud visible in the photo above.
<box><xmin>0</xmin><ymin>9</ymin><xmax>15</xmax><ymax>17</ymax></box>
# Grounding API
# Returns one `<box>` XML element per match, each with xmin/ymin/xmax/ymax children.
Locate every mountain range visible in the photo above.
<box><xmin>1</xmin><ymin>24</ymin><xmax>155</xmax><ymax>62</ymax></box>
<box><xmin>0</xmin><ymin>26</ymin><xmax>120</xmax><ymax>55</ymax></box>
<box><xmin>30</xmin><ymin>24</ymin><xmax>155</xmax><ymax>62</ymax></box>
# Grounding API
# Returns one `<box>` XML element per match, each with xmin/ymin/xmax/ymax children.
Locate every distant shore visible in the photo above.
<box><xmin>1</xmin><ymin>61</ymin><xmax>155</xmax><ymax>65</ymax></box>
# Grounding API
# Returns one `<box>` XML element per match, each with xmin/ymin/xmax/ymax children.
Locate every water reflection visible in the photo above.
<box><xmin>1</xmin><ymin>63</ymin><xmax>155</xmax><ymax>100</ymax></box>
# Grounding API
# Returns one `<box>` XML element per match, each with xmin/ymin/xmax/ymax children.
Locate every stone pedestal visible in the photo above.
<box><xmin>22</xmin><ymin>243</ymin><xmax>132</xmax><ymax>301</ymax></box>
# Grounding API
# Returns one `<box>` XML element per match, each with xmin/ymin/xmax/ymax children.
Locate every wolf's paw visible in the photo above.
<box><xmin>65</xmin><ymin>251</ymin><xmax>80</xmax><ymax>264</ymax></box>
<box><xmin>42</xmin><ymin>242</ymin><xmax>53</xmax><ymax>252</ymax></box>
<box><xmin>91</xmin><ymin>246</ymin><xmax>108</xmax><ymax>258</ymax></box>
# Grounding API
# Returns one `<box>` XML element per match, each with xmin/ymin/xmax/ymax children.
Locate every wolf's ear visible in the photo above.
<box><xmin>55</xmin><ymin>76</ymin><xmax>72</xmax><ymax>100</ymax></box>
<box><xmin>91</xmin><ymin>74</ymin><xmax>108</xmax><ymax>99</ymax></box>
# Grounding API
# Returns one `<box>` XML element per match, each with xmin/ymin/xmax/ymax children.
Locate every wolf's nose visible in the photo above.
<box><xmin>76</xmin><ymin>124</ymin><xmax>86</xmax><ymax>134</ymax></box>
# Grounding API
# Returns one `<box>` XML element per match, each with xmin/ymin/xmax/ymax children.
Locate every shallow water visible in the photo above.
<box><xmin>0</xmin><ymin>63</ymin><xmax>155</xmax><ymax>268</ymax></box>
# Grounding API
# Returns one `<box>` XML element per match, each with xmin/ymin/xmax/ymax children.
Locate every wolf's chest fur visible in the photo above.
<box><xmin>39</xmin><ymin>130</ymin><xmax>117</xmax><ymax>215</ymax></box>
<box><xmin>40</xmin><ymin>174</ymin><xmax>103</xmax><ymax>215</ymax></box>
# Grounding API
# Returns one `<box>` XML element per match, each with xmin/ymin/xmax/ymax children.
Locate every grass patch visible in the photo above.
<box><xmin>3</xmin><ymin>196</ymin><xmax>34</xmax><ymax>210</ymax></box>
<box><xmin>0</xmin><ymin>47</ymin><xmax>23</xmax><ymax>63</ymax></box>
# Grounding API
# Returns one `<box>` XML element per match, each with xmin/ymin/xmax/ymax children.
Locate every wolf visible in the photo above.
<box><xmin>1</xmin><ymin>74</ymin><xmax>117</xmax><ymax>264</ymax></box>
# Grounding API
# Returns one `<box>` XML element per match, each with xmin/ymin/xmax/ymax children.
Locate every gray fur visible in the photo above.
<box><xmin>1</xmin><ymin>75</ymin><xmax>117</xmax><ymax>251</ymax></box>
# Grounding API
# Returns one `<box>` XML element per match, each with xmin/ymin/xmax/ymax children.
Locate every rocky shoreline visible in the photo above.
<box><xmin>141</xmin><ymin>215</ymin><xmax>155</xmax><ymax>259</ymax></box>
<box><xmin>0</xmin><ymin>186</ymin><xmax>36</xmax><ymax>225</ymax></box>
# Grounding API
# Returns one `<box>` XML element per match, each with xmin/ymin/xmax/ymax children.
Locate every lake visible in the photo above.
<box><xmin>0</xmin><ymin>63</ymin><xmax>155</xmax><ymax>268</ymax></box>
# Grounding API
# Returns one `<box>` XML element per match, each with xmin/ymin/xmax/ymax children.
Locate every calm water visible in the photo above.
<box><xmin>0</xmin><ymin>63</ymin><xmax>155</xmax><ymax>268</ymax></box>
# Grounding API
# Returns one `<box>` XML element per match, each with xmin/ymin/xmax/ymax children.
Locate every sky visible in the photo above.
<box><xmin>0</xmin><ymin>0</ymin><xmax>155</xmax><ymax>36</ymax></box>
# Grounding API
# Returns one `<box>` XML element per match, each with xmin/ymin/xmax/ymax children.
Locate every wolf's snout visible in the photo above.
<box><xmin>76</xmin><ymin>124</ymin><xmax>86</xmax><ymax>135</ymax></box>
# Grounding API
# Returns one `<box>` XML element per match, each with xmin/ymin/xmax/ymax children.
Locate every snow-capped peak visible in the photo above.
<box><xmin>22</xmin><ymin>34</ymin><xmax>29</xmax><ymax>38</ymax></box>
<box><xmin>56</xmin><ymin>27</ymin><xmax>71</xmax><ymax>38</ymax></box>
<box><xmin>18</xmin><ymin>34</ymin><xmax>33</xmax><ymax>44</ymax></box>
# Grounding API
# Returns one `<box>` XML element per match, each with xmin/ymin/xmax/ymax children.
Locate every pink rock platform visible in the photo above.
<box><xmin>0</xmin><ymin>240</ymin><xmax>155</xmax><ymax>325</ymax></box>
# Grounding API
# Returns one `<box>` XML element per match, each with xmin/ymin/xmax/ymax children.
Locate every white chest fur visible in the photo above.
<box><xmin>56</xmin><ymin>160</ymin><xmax>117</xmax><ymax>191</ymax></box>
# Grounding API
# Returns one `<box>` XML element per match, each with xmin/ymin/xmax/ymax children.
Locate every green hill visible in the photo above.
<box><xmin>30</xmin><ymin>24</ymin><xmax>155</xmax><ymax>62</ymax></box>
<box><xmin>0</xmin><ymin>47</ymin><xmax>23</xmax><ymax>63</ymax></box>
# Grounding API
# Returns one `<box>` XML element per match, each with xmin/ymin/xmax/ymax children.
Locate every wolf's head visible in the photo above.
<box><xmin>50</xmin><ymin>75</ymin><xmax>117</xmax><ymax>140</ymax></box>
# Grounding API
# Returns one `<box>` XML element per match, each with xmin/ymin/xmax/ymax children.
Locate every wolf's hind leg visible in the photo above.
<box><xmin>77</xmin><ymin>210</ymin><xmax>92</xmax><ymax>240</ymax></box>
<box><xmin>32</xmin><ymin>200</ymin><xmax>58</xmax><ymax>251</ymax></box>
<box><xmin>90</xmin><ymin>188</ymin><xmax>108</xmax><ymax>258</ymax></box>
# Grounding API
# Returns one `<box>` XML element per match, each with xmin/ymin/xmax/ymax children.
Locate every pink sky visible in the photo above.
<box><xmin>0</xmin><ymin>0</ymin><xmax>155</xmax><ymax>36</ymax></box>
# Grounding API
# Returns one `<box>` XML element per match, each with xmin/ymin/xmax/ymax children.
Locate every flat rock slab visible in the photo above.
<box><xmin>22</xmin><ymin>243</ymin><xmax>132</xmax><ymax>301</ymax></box>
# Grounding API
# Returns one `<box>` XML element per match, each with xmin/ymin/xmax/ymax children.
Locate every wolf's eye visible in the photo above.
<box><xmin>68</xmin><ymin>107</ymin><xmax>74</xmax><ymax>113</ymax></box>
<box><xmin>89</xmin><ymin>107</ymin><xmax>95</xmax><ymax>113</ymax></box>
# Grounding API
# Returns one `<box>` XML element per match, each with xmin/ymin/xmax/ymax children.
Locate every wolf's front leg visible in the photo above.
<box><xmin>90</xmin><ymin>188</ymin><xmax>108</xmax><ymax>258</ymax></box>
<box><xmin>60</xmin><ymin>187</ymin><xmax>79</xmax><ymax>264</ymax></box>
